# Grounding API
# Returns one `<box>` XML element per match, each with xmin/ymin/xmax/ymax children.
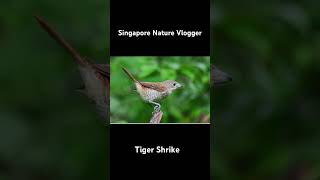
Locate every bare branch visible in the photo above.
<box><xmin>149</xmin><ymin>110</ymin><xmax>163</xmax><ymax>124</ymax></box>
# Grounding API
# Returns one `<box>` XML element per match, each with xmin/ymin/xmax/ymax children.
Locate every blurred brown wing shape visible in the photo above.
<box><xmin>35</xmin><ymin>16</ymin><xmax>109</xmax><ymax>121</ymax></box>
<box><xmin>94</xmin><ymin>64</ymin><xmax>110</xmax><ymax>78</ymax></box>
<box><xmin>140</xmin><ymin>82</ymin><xmax>167</xmax><ymax>92</ymax></box>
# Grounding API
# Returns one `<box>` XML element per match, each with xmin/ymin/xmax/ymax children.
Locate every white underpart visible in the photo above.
<box><xmin>135</xmin><ymin>83</ymin><xmax>170</xmax><ymax>102</ymax></box>
<box><xmin>78</xmin><ymin>66</ymin><xmax>108</xmax><ymax>118</ymax></box>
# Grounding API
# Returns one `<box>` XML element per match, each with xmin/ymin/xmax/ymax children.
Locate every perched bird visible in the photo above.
<box><xmin>212</xmin><ymin>65</ymin><xmax>232</xmax><ymax>85</ymax></box>
<box><xmin>122</xmin><ymin>67</ymin><xmax>182</xmax><ymax>111</ymax></box>
<box><xmin>35</xmin><ymin>16</ymin><xmax>109</xmax><ymax>120</ymax></box>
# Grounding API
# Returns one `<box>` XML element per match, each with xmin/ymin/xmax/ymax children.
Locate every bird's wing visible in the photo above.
<box><xmin>140</xmin><ymin>82</ymin><xmax>167</xmax><ymax>92</ymax></box>
<box><xmin>93</xmin><ymin>64</ymin><xmax>109</xmax><ymax>78</ymax></box>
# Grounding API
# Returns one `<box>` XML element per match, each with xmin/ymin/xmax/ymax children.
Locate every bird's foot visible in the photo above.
<box><xmin>153</xmin><ymin>105</ymin><xmax>161</xmax><ymax>114</ymax></box>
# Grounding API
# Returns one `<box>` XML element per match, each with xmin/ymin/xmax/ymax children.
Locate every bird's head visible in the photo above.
<box><xmin>163</xmin><ymin>80</ymin><xmax>182</xmax><ymax>92</ymax></box>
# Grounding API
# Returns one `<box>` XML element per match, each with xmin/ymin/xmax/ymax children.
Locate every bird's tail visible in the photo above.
<box><xmin>34</xmin><ymin>15</ymin><xmax>86</xmax><ymax>66</ymax></box>
<box><xmin>121</xmin><ymin>67</ymin><xmax>140</xmax><ymax>84</ymax></box>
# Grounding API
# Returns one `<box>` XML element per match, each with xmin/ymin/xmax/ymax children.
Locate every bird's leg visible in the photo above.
<box><xmin>148</xmin><ymin>101</ymin><xmax>161</xmax><ymax>113</ymax></box>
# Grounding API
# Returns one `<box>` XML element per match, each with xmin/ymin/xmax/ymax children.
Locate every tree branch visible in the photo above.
<box><xmin>149</xmin><ymin>110</ymin><xmax>163</xmax><ymax>123</ymax></box>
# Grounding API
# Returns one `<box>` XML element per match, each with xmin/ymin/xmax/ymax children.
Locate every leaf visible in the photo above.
<box><xmin>139</xmin><ymin>65</ymin><xmax>158</xmax><ymax>78</ymax></box>
<box><xmin>181</xmin><ymin>69</ymin><xmax>195</xmax><ymax>80</ymax></box>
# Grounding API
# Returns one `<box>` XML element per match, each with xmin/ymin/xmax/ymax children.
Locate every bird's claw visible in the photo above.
<box><xmin>153</xmin><ymin>105</ymin><xmax>161</xmax><ymax>114</ymax></box>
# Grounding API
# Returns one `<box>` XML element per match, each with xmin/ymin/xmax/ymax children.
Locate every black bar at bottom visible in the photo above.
<box><xmin>110</xmin><ymin>124</ymin><xmax>210</xmax><ymax>179</ymax></box>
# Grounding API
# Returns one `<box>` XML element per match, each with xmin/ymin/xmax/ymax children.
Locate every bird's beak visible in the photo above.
<box><xmin>212</xmin><ymin>67</ymin><xmax>232</xmax><ymax>85</ymax></box>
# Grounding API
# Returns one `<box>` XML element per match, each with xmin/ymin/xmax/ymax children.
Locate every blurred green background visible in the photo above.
<box><xmin>212</xmin><ymin>1</ymin><xmax>320</xmax><ymax>179</ymax></box>
<box><xmin>1</xmin><ymin>0</ymin><xmax>320</xmax><ymax>179</ymax></box>
<box><xmin>110</xmin><ymin>56</ymin><xmax>210</xmax><ymax>123</ymax></box>
<box><xmin>0</xmin><ymin>0</ymin><xmax>108</xmax><ymax>179</ymax></box>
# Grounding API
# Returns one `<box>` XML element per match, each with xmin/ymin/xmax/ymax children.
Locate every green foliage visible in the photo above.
<box><xmin>110</xmin><ymin>57</ymin><xmax>210</xmax><ymax>123</ymax></box>
<box><xmin>212</xmin><ymin>1</ymin><xmax>320</xmax><ymax>179</ymax></box>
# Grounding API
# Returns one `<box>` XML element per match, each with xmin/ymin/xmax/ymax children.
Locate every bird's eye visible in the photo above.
<box><xmin>173</xmin><ymin>83</ymin><xmax>176</xmax><ymax>86</ymax></box>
